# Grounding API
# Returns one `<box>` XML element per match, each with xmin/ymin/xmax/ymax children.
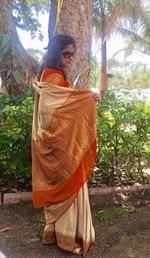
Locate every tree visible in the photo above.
<box><xmin>109</xmin><ymin>61</ymin><xmax>150</xmax><ymax>89</ymax></box>
<box><xmin>89</xmin><ymin>55</ymin><xmax>100</xmax><ymax>88</ymax></box>
<box><xmin>48</xmin><ymin>0</ymin><xmax>93</xmax><ymax>87</ymax></box>
<box><xmin>119</xmin><ymin>1</ymin><xmax>150</xmax><ymax>57</ymax></box>
<box><xmin>0</xmin><ymin>0</ymin><xmax>48</xmax><ymax>94</ymax></box>
<box><xmin>93</xmin><ymin>0</ymin><xmax>143</xmax><ymax>94</ymax></box>
<box><xmin>0</xmin><ymin>0</ymin><xmax>94</xmax><ymax>93</ymax></box>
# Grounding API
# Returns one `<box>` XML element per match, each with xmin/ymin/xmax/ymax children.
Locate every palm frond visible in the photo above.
<box><xmin>106</xmin><ymin>0</ymin><xmax>143</xmax><ymax>34</ymax></box>
<box><xmin>139</xmin><ymin>9</ymin><xmax>150</xmax><ymax>38</ymax></box>
<box><xmin>93</xmin><ymin>0</ymin><xmax>143</xmax><ymax>41</ymax></box>
<box><xmin>116</xmin><ymin>26</ymin><xmax>146</xmax><ymax>42</ymax></box>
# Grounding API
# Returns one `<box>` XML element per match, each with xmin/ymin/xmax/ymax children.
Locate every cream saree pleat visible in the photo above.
<box><xmin>43</xmin><ymin>182</ymin><xmax>95</xmax><ymax>256</ymax></box>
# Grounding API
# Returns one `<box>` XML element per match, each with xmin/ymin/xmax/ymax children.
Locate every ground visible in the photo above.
<box><xmin>0</xmin><ymin>190</ymin><xmax>150</xmax><ymax>258</ymax></box>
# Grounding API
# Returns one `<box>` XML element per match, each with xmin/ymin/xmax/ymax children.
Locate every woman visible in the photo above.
<box><xmin>32</xmin><ymin>34</ymin><xmax>99</xmax><ymax>256</ymax></box>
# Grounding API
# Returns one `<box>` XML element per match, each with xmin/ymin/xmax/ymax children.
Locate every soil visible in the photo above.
<box><xmin>0</xmin><ymin>190</ymin><xmax>150</xmax><ymax>258</ymax></box>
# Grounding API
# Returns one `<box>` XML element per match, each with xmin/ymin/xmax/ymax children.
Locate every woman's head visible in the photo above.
<box><xmin>44</xmin><ymin>34</ymin><xmax>76</xmax><ymax>70</ymax></box>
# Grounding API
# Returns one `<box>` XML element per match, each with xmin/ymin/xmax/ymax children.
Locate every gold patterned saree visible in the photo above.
<box><xmin>32</xmin><ymin>69</ymin><xmax>96</xmax><ymax>256</ymax></box>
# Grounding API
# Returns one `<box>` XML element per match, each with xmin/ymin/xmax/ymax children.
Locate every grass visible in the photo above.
<box><xmin>33</xmin><ymin>213</ymin><xmax>45</xmax><ymax>226</ymax></box>
<box><xmin>93</xmin><ymin>208</ymin><xmax>128</xmax><ymax>222</ymax></box>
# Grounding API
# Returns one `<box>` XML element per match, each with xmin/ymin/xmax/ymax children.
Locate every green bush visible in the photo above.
<box><xmin>0</xmin><ymin>92</ymin><xmax>33</xmax><ymax>189</ymax></box>
<box><xmin>95</xmin><ymin>90</ymin><xmax>150</xmax><ymax>186</ymax></box>
<box><xmin>0</xmin><ymin>89</ymin><xmax>150</xmax><ymax>190</ymax></box>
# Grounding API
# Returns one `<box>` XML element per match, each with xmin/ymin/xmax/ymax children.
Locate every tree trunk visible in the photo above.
<box><xmin>0</xmin><ymin>0</ymin><xmax>38</xmax><ymax>95</ymax></box>
<box><xmin>48</xmin><ymin>0</ymin><xmax>57</xmax><ymax>40</ymax></box>
<box><xmin>100</xmin><ymin>31</ymin><xmax>108</xmax><ymax>97</ymax></box>
<box><xmin>51</xmin><ymin>0</ymin><xmax>93</xmax><ymax>87</ymax></box>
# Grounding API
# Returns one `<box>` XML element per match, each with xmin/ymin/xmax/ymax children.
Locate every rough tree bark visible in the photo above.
<box><xmin>49</xmin><ymin>0</ymin><xmax>93</xmax><ymax>87</ymax></box>
<box><xmin>0</xmin><ymin>0</ymin><xmax>38</xmax><ymax>94</ymax></box>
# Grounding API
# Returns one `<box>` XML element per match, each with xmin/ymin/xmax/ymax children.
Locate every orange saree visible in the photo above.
<box><xmin>32</xmin><ymin>68</ymin><xmax>96</xmax><ymax>256</ymax></box>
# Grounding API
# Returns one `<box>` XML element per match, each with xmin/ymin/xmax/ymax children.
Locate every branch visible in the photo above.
<box><xmin>109</xmin><ymin>46</ymin><xmax>150</xmax><ymax>67</ymax></box>
<box><xmin>12</xmin><ymin>21</ymin><xmax>39</xmax><ymax>74</ymax></box>
<box><xmin>73</xmin><ymin>66</ymin><xmax>90</xmax><ymax>86</ymax></box>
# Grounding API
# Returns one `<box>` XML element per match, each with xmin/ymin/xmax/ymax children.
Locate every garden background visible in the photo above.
<box><xmin>0</xmin><ymin>0</ymin><xmax>150</xmax><ymax>193</ymax></box>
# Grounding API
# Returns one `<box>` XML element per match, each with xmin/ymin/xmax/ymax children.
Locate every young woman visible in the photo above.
<box><xmin>32</xmin><ymin>34</ymin><xmax>99</xmax><ymax>256</ymax></box>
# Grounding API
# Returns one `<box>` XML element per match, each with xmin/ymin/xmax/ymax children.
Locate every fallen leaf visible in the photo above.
<box><xmin>0</xmin><ymin>227</ymin><xmax>10</xmax><ymax>233</ymax></box>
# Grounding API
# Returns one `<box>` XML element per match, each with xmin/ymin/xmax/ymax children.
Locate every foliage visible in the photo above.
<box><xmin>90</xmin><ymin>60</ymin><xmax>150</xmax><ymax>90</ymax></box>
<box><xmin>0</xmin><ymin>90</ymin><xmax>34</xmax><ymax>189</ymax></box>
<box><xmin>93</xmin><ymin>208</ymin><xmax>128</xmax><ymax>221</ymax></box>
<box><xmin>120</xmin><ymin>2</ymin><xmax>150</xmax><ymax>57</ymax></box>
<box><xmin>93</xmin><ymin>0</ymin><xmax>143</xmax><ymax>90</ymax></box>
<box><xmin>0</xmin><ymin>89</ymin><xmax>150</xmax><ymax>189</ymax></box>
<box><xmin>95</xmin><ymin>90</ymin><xmax>150</xmax><ymax>186</ymax></box>
<box><xmin>93</xmin><ymin>0</ymin><xmax>143</xmax><ymax>42</ymax></box>
<box><xmin>0</xmin><ymin>1</ymin><xmax>48</xmax><ymax>94</ymax></box>
<box><xmin>33</xmin><ymin>213</ymin><xmax>45</xmax><ymax>226</ymax></box>
<box><xmin>109</xmin><ymin>61</ymin><xmax>150</xmax><ymax>89</ymax></box>
<box><xmin>93</xmin><ymin>0</ymin><xmax>143</xmax><ymax>40</ymax></box>
<box><xmin>11</xmin><ymin>0</ymin><xmax>49</xmax><ymax>40</ymax></box>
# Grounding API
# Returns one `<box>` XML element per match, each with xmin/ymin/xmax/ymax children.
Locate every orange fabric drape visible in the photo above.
<box><xmin>32</xmin><ymin>69</ymin><xmax>96</xmax><ymax>208</ymax></box>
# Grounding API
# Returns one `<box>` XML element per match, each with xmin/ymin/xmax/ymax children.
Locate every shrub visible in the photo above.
<box><xmin>94</xmin><ymin>90</ymin><xmax>150</xmax><ymax>186</ymax></box>
<box><xmin>0</xmin><ymin>92</ymin><xmax>33</xmax><ymax>189</ymax></box>
<box><xmin>0</xmin><ymin>89</ymin><xmax>150</xmax><ymax>190</ymax></box>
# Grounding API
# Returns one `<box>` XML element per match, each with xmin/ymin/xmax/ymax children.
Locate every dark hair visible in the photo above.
<box><xmin>38</xmin><ymin>34</ymin><xmax>76</xmax><ymax>80</ymax></box>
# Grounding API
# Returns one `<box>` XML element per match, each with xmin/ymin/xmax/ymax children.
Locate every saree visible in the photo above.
<box><xmin>32</xmin><ymin>69</ymin><xmax>96</xmax><ymax>256</ymax></box>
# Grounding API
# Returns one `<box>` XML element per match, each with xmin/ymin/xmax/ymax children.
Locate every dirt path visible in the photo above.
<box><xmin>0</xmin><ymin>191</ymin><xmax>150</xmax><ymax>258</ymax></box>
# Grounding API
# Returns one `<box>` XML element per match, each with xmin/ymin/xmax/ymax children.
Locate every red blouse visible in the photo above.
<box><xmin>40</xmin><ymin>68</ymin><xmax>71</xmax><ymax>88</ymax></box>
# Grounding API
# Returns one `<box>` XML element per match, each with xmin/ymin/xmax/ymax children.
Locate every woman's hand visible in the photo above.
<box><xmin>92</xmin><ymin>92</ymin><xmax>100</xmax><ymax>102</ymax></box>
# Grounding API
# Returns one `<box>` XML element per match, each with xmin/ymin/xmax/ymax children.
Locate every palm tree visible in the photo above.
<box><xmin>93</xmin><ymin>0</ymin><xmax>143</xmax><ymax>94</ymax></box>
<box><xmin>119</xmin><ymin>1</ymin><xmax>150</xmax><ymax>56</ymax></box>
